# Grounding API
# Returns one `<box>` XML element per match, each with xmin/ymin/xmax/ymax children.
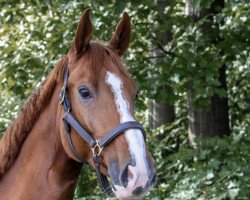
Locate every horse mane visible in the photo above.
<box><xmin>0</xmin><ymin>42</ymin><xmax>130</xmax><ymax>179</ymax></box>
<box><xmin>0</xmin><ymin>56</ymin><xmax>67</xmax><ymax>179</ymax></box>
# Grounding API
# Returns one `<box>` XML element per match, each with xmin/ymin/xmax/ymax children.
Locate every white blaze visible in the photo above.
<box><xmin>105</xmin><ymin>71</ymin><xmax>149</xmax><ymax>193</ymax></box>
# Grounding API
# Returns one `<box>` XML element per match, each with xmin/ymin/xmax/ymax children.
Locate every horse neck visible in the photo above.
<box><xmin>0</xmin><ymin>82</ymin><xmax>82</xmax><ymax>199</ymax></box>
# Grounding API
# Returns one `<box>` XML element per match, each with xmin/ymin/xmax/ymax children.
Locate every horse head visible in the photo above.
<box><xmin>59</xmin><ymin>9</ymin><xmax>156</xmax><ymax>199</ymax></box>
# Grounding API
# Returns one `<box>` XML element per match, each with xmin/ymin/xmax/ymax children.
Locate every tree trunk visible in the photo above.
<box><xmin>149</xmin><ymin>98</ymin><xmax>175</xmax><ymax>129</ymax></box>
<box><xmin>186</xmin><ymin>0</ymin><xmax>230</xmax><ymax>145</ymax></box>
<box><xmin>149</xmin><ymin>0</ymin><xmax>175</xmax><ymax>130</ymax></box>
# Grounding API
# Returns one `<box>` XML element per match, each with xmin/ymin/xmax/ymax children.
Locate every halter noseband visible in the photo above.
<box><xmin>59</xmin><ymin>64</ymin><xmax>146</xmax><ymax>196</ymax></box>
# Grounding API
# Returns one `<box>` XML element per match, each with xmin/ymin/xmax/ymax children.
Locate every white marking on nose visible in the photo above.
<box><xmin>105</xmin><ymin>71</ymin><xmax>149</xmax><ymax>189</ymax></box>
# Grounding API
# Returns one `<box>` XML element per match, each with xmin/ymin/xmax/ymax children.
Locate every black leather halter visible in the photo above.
<box><xmin>59</xmin><ymin>64</ymin><xmax>146</xmax><ymax>196</ymax></box>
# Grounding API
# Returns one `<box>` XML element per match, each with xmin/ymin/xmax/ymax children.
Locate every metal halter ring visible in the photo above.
<box><xmin>91</xmin><ymin>140</ymin><xmax>103</xmax><ymax>156</ymax></box>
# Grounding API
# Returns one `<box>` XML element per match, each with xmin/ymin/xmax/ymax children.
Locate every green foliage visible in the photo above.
<box><xmin>148</xmin><ymin>116</ymin><xmax>250</xmax><ymax>199</ymax></box>
<box><xmin>74</xmin><ymin>166</ymin><xmax>103</xmax><ymax>199</ymax></box>
<box><xmin>0</xmin><ymin>0</ymin><xmax>249</xmax><ymax>199</ymax></box>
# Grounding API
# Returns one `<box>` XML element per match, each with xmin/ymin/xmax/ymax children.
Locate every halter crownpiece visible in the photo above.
<box><xmin>59</xmin><ymin>64</ymin><xmax>146</xmax><ymax>196</ymax></box>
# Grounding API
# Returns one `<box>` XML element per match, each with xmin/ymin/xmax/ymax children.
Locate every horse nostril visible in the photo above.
<box><xmin>120</xmin><ymin>164</ymin><xmax>138</xmax><ymax>188</ymax></box>
<box><xmin>119</xmin><ymin>164</ymin><xmax>129</xmax><ymax>188</ymax></box>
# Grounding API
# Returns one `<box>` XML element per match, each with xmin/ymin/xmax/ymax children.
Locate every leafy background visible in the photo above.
<box><xmin>0</xmin><ymin>0</ymin><xmax>249</xmax><ymax>199</ymax></box>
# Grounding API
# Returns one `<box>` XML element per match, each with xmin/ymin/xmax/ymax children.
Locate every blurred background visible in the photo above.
<box><xmin>0</xmin><ymin>0</ymin><xmax>249</xmax><ymax>199</ymax></box>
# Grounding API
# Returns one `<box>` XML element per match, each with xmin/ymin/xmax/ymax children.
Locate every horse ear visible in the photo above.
<box><xmin>108</xmin><ymin>12</ymin><xmax>131</xmax><ymax>56</ymax></box>
<box><xmin>74</xmin><ymin>9</ymin><xmax>93</xmax><ymax>54</ymax></box>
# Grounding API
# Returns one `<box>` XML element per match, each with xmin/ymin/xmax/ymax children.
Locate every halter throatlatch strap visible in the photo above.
<box><xmin>60</xmin><ymin>64</ymin><xmax>146</xmax><ymax>197</ymax></box>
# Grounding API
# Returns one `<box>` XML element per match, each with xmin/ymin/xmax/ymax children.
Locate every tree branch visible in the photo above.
<box><xmin>151</xmin><ymin>35</ymin><xmax>176</xmax><ymax>57</ymax></box>
<box><xmin>145</xmin><ymin>55</ymin><xmax>167</xmax><ymax>59</ymax></box>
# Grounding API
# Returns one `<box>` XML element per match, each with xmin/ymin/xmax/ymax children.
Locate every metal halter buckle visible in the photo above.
<box><xmin>91</xmin><ymin>140</ymin><xmax>103</xmax><ymax>156</ymax></box>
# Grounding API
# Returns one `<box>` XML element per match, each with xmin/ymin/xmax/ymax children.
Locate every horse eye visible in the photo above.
<box><xmin>79</xmin><ymin>86</ymin><xmax>92</xmax><ymax>99</ymax></box>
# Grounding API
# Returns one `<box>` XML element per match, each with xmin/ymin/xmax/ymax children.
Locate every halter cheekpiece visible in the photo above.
<box><xmin>59</xmin><ymin>64</ymin><xmax>146</xmax><ymax>196</ymax></box>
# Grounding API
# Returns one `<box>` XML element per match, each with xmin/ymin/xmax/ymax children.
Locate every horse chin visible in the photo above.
<box><xmin>113</xmin><ymin>184</ymin><xmax>149</xmax><ymax>200</ymax></box>
<box><xmin>113</xmin><ymin>188</ymin><xmax>144</xmax><ymax>200</ymax></box>
<box><xmin>110</xmin><ymin>166</ymin><xmax>157</xmax><ymax>200</ymax></box>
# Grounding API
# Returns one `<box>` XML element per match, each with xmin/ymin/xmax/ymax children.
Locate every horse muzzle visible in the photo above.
<box><xmin>109</xmin><ymin>160</ymin><xmax>157</xmax><ymax>200</ymax></box>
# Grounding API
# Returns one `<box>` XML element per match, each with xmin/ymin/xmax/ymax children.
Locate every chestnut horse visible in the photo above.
<box><xmin>0</xmin><ymin>9</ymin><xmax>156</xmax><ymax>200</ymax></box>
